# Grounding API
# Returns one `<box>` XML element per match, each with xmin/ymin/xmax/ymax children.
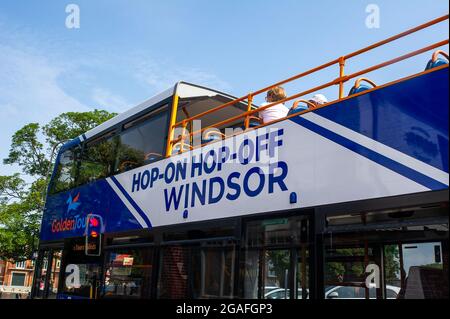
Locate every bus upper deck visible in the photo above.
<box><xmin>56</xmin><ymin>14</ymin><xmax>449</xmax><ymax>161</ymax></box>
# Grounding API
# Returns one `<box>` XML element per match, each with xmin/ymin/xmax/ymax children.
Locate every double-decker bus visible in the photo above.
<box><xmin>31</xmin><ymin>14</ymin><xmax>449</xmax><ymax>300</ymax></box>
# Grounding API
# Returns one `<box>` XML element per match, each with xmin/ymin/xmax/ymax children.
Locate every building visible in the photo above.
<box><xmin>0</xmin><ymin>259</ymin><xmax>35</xmax><ymax>298</ymax></box>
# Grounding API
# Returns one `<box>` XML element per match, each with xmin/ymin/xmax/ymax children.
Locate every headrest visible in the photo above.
<box><xmin>425</xmin><ymin>58</ymin><xmax>449</xmax><ymax>71</ymax></box>
<box><xmin>349</xmin><ymin>84</ymin><xmax>372</xmax><ymax>96</ymax></box>
<box><xmin>348</xmin><ymin>78</ymin><xmax>377</xmax><ymax>96</ymax></box>
<box><xmin>287</xmin><ymin>104</ymin><xmax>309</xmax><ymax>116</ymax></box>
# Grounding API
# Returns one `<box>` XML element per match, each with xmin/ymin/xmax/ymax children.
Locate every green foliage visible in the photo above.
<box><xmin>3</xmin><ymin>123</ymin><xmax>50</xmax><ymax>176</ymax></box>
<box><xmin>0</xmin><ymin>109</ymin><xmax>116</xmax><ymax>261</ymax></box>
<box><xmin>266</xmin><ymin>250</ymin><xmax>290</xmax><ymax>287</ymax></box>
<box><xmin>0</xmin><ymin>174</ymin><xmax>26</xmax><ymax>204</ymax></box>
<box><xmin>324</xmin><ymin>246</ymin><xmax>401</xmax><ymax>285</ymax></box>
<box><xmin>384</xmin><ymin>245</ymin><xmax>401</xmax><ymax>284</ymax></box>
<box><xmin>0</xmin><ymin>194</ymin><xmax>40</xmax><ymax>261</ymax></box>
<box><xmin>77</xmin><ymin>137</ymin><xmax>118</xmax><ymax>184</ymax></box>
<box><xmin>325</xmin><ymin>248</ymin><xmax>365</xmax><ymax>283</ymax></box>
<box><xmin>43</xmin><ymin>110</ymin><xmax>116</xmax><ymax>150</ymax></box>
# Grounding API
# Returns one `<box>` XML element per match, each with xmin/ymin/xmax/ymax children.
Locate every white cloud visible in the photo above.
<box><xmin>0</xmin><ymin>42</ymin><xmax>90</xmax><ymax>176</ymax></box>
<box><xmin>133</xmin><ymin>58</ymin><xmax>232</xmax><ymax>94</ymax></box>
<box><xmin>91</xmin><ymin>88</ymin><xmax>130</xmax><ymax>112</ymax></box>
<box><xmin>0</xmin><ymin>45</ymin><xmax>89</xmax><ymax>118</ymax></box>
<box><xmin>0</xmin><ymin>19</ymin><xmax>230</xmax><ymax>178</ymax></box>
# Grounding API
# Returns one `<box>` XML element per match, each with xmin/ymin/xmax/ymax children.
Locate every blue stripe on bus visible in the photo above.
<box><xmin>289</xmin><ymin>116</ymin><xmax>448</xmax><ymax>190</ymax></box>
<box><xmin>314</xmin><ymin>68</ymin><xmax>449</xmax><ymax>173</ymax></box>
<box><xmin>110</xmin><ymin>176</ymin><xmax>153</xmax><ymax>228</ymax></box>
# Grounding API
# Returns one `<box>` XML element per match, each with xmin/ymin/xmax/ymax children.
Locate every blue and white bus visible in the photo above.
<box><xmin>31</xmin><ymin>15</ymin><xmax>449</xmax><ymax>300</ymax></box>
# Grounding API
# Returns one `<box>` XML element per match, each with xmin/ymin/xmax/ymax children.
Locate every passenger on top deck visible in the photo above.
<box><xmin>308</xmin><ymin>93</ymin><xmax>328</xmax><ymax>108</ymax></box>
<box><xmin>259</xmin><ymin>86</ymin><xmax>289</xmax><ymax>124</ymax></box>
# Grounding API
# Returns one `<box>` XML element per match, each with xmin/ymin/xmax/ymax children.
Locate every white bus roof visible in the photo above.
<box><xmin>80</xmin><ymin>82</ymin><xmax>241</xmax><ymax>142</ymax></box>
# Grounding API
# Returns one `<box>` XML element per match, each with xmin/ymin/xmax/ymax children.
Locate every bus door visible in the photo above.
<box><xmin>157</xmin><ymin>239</ymin><xmax>237</xmax><ymax>299</ymax></box>
<box><xmin>57</xmin><ymin>237</ymin><xmax>103</xmax><ymax>299</ymax></box>
<box><xmin>242</xmin><ymin>215</ymin><xmax>311</xmax><ymax>299</ymax></box>
<box><xmin>324</xmin><ymin>205</ymin><xmax>449</xmax><ymax>299</ymax></box>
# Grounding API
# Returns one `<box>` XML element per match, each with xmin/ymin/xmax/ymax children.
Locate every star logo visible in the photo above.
<box><xmin>66</xmin><ymin>192</ymin><xmax>81</xmax><ymax>214</ymax></box>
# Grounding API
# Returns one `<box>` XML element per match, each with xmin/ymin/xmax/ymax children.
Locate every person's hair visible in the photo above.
<box><xmin>266</xmin><ymin>86</ymin><xmax>287</xmax><ymax>102</ymax></box>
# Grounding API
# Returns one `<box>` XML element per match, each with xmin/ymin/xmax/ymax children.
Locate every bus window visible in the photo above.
<box><xmin>324</xmin><ymin>246</ymin><xmax>375</xmax><ymax>299</ymax></box>
<box><xmin>324</xmin><ymin>207</ymin><xmax>449</xmax><ymax>299</ymax></box>
<box><xmin>62</xmin><ymin>263</ymin><xmax>101</xmax><ymax>299</ymax></box>
<box><xmin>157</xmin><ymin>243</ymin><xmax>236</xmax><ymax>299</ymax></box>
<box><xmin>50</xmin><ymin>147</ymin><xmax>79</xmax><ymax>194</ymax></box>
<box><xmin>115</xmin><ymin>107</ymin><xmax>169</xmax><ymax>173</ymax></box>
<box><xmin>263</xmin><ymin>249</ymin><xmax>290</xmax><ymax>299</ymax></box>
<box><xmin>243</xmin><ymin>216</ymin><xmax>310</xmax><ymax>299</ymax></box>
<box><xmin>77</xmin><ymin>134</ymin><xmax>117</xmax><ymax>185</ymax></box>
<box><xmin>103</xmin><ymin>248</ymin><xmax>154</xmax><ymax>299</ymax></box>
<box><xmin>191</xmin><ymin>245</ymin><xmax>236</xmax><ymax>299</ymax></box>
<box><xmin>157</xmin><ymin>246</ymin><xmax>190</xmax><ymax>299</ymax></box>
<box><xmin>242</xmin><ymin>250</ymin><xmax>260</xmax><ymax>299</ymax></box>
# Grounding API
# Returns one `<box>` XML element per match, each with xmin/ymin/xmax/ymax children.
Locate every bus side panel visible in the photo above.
<box><xmin>40</xmin><ymin>179</ymin><xmax>145</xmax><ymax>241</ymax></box>
<box><xmin>314</xmin><ymin>67</ymin><xmax>449</xmax><ymax>173</ymax></box>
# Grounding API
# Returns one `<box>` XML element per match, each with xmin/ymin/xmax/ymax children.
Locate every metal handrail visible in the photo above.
<box><xmin>167</xmin><ymin>14</ymin><xmax>449</xmax><ymax>155</ymax></box>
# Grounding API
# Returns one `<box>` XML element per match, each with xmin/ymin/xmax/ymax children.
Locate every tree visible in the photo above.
<box><xmin>0</xmin><ymin>110</ymin><xmax>116</xmax><ymax>261</ymax></box>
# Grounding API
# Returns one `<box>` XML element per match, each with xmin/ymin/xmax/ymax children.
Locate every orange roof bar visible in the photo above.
<box><xmin>172</xmin><ymin>38</ymin><xmax>448</xmax><ymax>145</ymax></box>
<box><xmin>172</xmin><ymin>14</ymin><xmax>448</xmax><ymax>129</ymax></box>
<box><xmin>176</xmin><ymin>64</ymin><xmax>449</xmax><ymax>154</ymax></box>
<box><xmin>346</xmin><ymin>39</ymin><xmax>449</xmax><ymax>80</ymax></box>
<box><xmin>344</xmin><ymin>14</ymin><xmax>449</xmax><ymax>60</ymax></box>
<box><xmin>167</xmin><ymin>14</ymin><xmax>449</xmax><ymax>155</ymax></box>
<box><xmin>173</xmin><ymin>59</ymin><xmax>339</xmax><ymax>127</ymax></box>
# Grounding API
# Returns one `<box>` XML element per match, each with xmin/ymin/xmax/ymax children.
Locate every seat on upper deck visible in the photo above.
<box><xmin>202</xmin><ymin>130</ymin><xmax>225</xmax><ymax>145</ymax></box>
<box><xmin>288</xmin><ymin>99</ymin><xmax>316</xmax><ymax>116</ymax></box>
<box><xmin>425</xmin><ymin>50</ymin><xmax>449</xmax><ymax>71</ymax></box>
<box><xmin>349</xmin><ymin>78</ymin><xmax>377</xmax><ymax>96</ymax></box>
<box><xmin>235</xmin><ymin>116</ymin><xmax>262</xmax><ymax>131</ymax></box>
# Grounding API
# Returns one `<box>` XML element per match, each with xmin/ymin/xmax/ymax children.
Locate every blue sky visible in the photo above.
<box><xmin>0</xmin><ymin>0</ymin><xmax>448</xmax><ymax>178</ymax></box>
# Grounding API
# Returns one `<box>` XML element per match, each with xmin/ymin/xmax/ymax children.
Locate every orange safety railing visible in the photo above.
<box><xmin>166</xmin><ymin>14</ymin><xmax>449</xmax><ymax>156</ymax></box>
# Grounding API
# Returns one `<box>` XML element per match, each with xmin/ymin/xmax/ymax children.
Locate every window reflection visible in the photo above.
<box><xmin>78</xmin><ymin>135</ymin><xmax>117</xmax><ymax>185</ymax></box>
<box><xmin>62</xmin><ymin>263</ymin><xmax>101</xmax><ymax>298</ymax></box>
<box><xmin>264</xmin><ymin>250</ymin><xmax>290</xmax><ymax>299</ymax></box>
<box><xmin>157</xmin><ymin>246</ymin><xmax>190</xmax><ymax>299</ymax></box>
<box><xmin>51</xmin><ymin>148</ymin><xmax>79</xmax><ymax>194</ymax></box>
<box><xmin>157</xmin><ymin>244</ymin><xmax>236</xmax><ymax>299</ymax></box>
<box><xmin>243</xmin><ymin>216</ymin><xmax>310</xmax><ymax>299</ymax></box>
<box><xmin>115</xmin><ymin>108</ymin><xmax>168</xmax><ymax>174</ymax></box>
<box><xmin>242</xmin><ymin>250</ymin><xmax>259</xmax><ymax>299</ymax></box>
<box><xmin>103</xmin><ymin>248</ymin><xmax>153</xmax><ymax>299</ymax></box>
<box><xmin>324</xmin><ymin>221</ymin><xmax>448</xmax><ymax>299</ymax></box>
<box><xmin>191</xmin><ymin>246</ymin><xmax>235</xmax><ymax>299</ymax></box>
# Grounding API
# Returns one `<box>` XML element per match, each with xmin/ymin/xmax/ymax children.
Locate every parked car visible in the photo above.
<box><xmin>264</xmin><ymin>288</ymin><xmax>309</xmax><ymax>299</ymax></box>
<box><xmin>325</xmin><ymin>285</ymin><xmax>400</xmax><ymax>299</ymax></box>
<box><xmin>264</xmin><ymin>286</ymin><xmax>279</xmax><ymax>295</ymax></box>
